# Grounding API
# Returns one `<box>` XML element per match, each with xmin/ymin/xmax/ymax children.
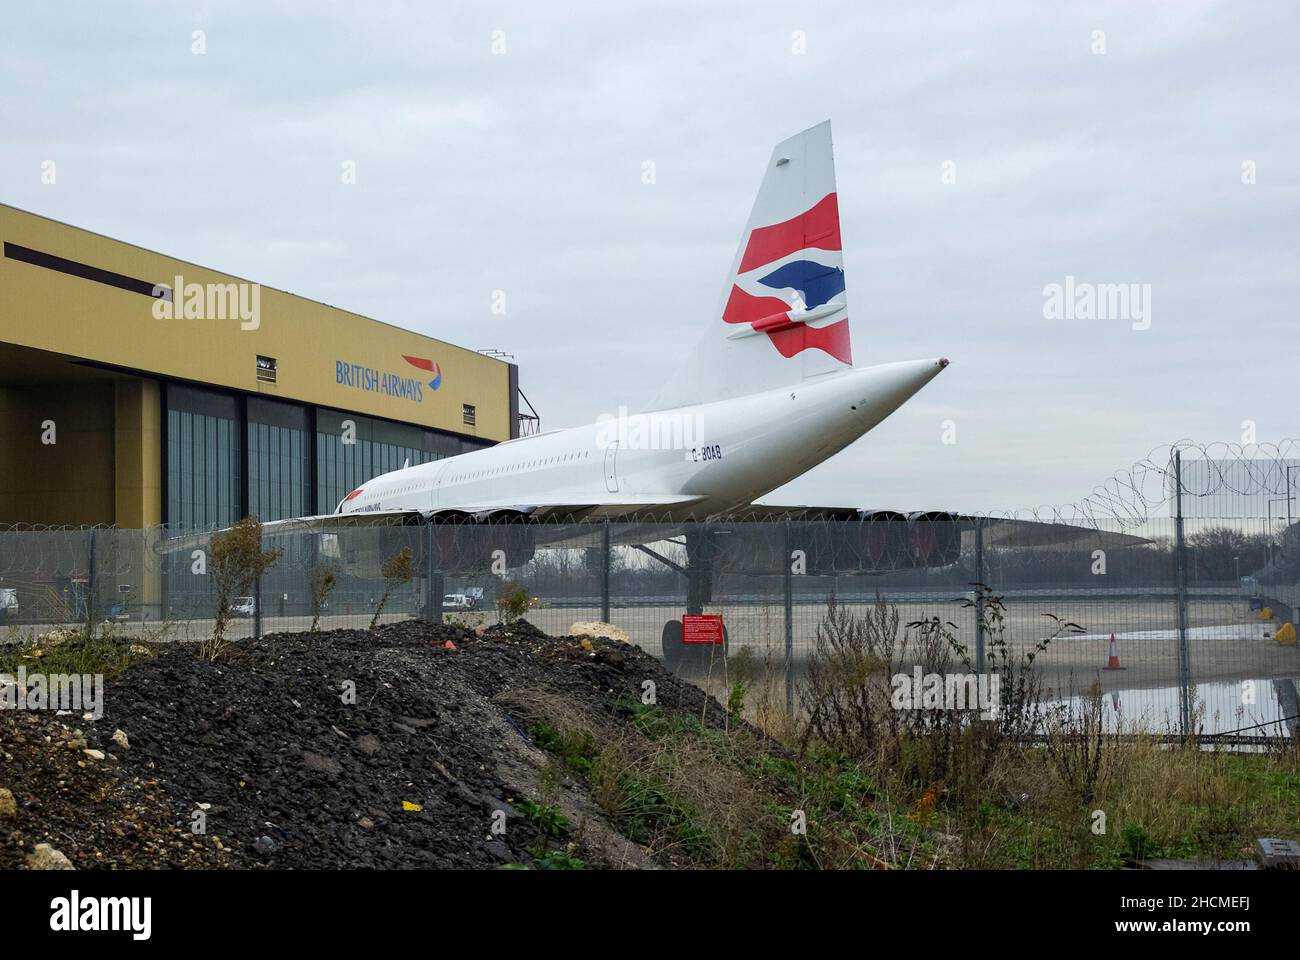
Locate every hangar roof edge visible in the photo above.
<box><xmin>0</xmin><ymin>201</ymin><xmax>507</xmax><ymax>365</ymax></box>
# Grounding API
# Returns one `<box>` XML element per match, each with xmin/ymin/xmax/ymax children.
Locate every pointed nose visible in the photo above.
<box><xmin>846</xmin><ymin>357</ymin><xmax>948</xmax><ymax>426</ymax></box>
<box><xmin>856</xmin><ymin>357</ymin><xmax>947</xmax><ymax>402</ymax></box>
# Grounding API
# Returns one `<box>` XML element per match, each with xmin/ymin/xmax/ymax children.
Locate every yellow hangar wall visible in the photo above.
<box><xmin>0</xmin><ymin>378</ymin><xmax>160</xmax><ymax>527</ymax></box>
<box><xmin>0</xmin><ymin>204</ymin><xmax>512</xmax><ymax>442</ymax></box>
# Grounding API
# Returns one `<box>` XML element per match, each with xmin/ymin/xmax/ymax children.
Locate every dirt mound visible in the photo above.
<box><xmin>3</xmin><ymin>618</ymin><xmax>765</xmax><ymax>869</ymax></box>
<box><xmin>0</xmin><ymin>710</ymin><xmax>229</xmax><ymax>869</ymax></box>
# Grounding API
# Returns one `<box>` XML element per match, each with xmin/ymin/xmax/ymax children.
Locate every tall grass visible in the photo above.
<box><xmin>728</xmin><ymin>594</ymin><xmax>1299</xmax><ymax>868</ymax></box>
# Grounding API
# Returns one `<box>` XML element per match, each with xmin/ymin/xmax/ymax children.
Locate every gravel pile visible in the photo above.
<box><xmin>3</xmin><ymin>618</ymin><xmax>731</xmax><ymax>869</ymax></box>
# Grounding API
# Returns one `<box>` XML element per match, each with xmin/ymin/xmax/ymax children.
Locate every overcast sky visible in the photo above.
<box><xmin>3</xmin><ymin>0</ymin><xmax>1296</xmax><ymax>514</ymax></box>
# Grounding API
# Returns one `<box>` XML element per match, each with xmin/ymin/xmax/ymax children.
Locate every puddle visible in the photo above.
<box><xmin>1071</xmin><ymin>623</ymin><xmax>1274</xmax><ymax>642</ymax></box>
<box><xmin>1048</xmin><ymin>678</ymin><xmax>1297</xmax><ymax>737</ymax></box>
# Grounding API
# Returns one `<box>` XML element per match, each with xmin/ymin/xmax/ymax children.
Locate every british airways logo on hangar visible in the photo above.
<box><xmin>401</xmin><ymin>355</ymin><xmax>443</xmax><ymax>390</ymax></box>
<box><xmin>334</xmin><ymin>355</ymin><xmax>442</xmax><ymax>402</ymax></box>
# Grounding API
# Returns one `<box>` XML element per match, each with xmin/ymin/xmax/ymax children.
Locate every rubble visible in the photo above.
<box><xmin>3</xmin><ymin>618</ymin><xmax>744</xmax><ymax>869</ymax></box>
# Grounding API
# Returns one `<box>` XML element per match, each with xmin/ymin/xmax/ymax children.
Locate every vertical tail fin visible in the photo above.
<box><xmin>650</xmin><ymin>120</ymin><xmax>853</xmax><ymax>410</ymax></box>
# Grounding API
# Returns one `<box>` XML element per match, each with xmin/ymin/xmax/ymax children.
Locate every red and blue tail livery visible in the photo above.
<box><xmin>651</xmin><ymin>121</ymin><xmax>854</xmax><ymax>410</ymax></box>
<box><xmin>723</xmin><ymin>190</ymin><xmax>851</xmax><ymax>364</ymax></box>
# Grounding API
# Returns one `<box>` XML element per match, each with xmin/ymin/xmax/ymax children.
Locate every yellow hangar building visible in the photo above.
<box><xmin>0</xmin><ymin>203</ymin><xmax>521</xmax><ymax>529</ymax></box>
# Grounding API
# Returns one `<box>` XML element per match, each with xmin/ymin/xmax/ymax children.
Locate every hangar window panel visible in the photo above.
<box><xmin>325</xmin><ymin>434</ymin><xmax>339</xmax><ymax>513</ymax></box>
<box><xmin>263</xmin><ymin>424</ymin><xmax>274</xmax><ymax>520</ymax></box>
<box><xmin>324</xmin><ymin>432</ymin><xmax>345</xmax><ymax>513</ymax></box>
<box><xmin>289</xmin><ymin>429</ymin><xmax>297</xmax><ymax>513</ymax></box>
<box><xmin>247</xmin><ymin>421</ymin><xmax>310</xmax><ymax>524</ymax></box>
<box><xmin>316</xmin><ymin>434</ymin><xmax>325</xmax><ymax>511</ymax></box>
<box><xmin>270</xmin><ymin>424</ymin><xmax>280</xmax><ymax>518</ymax></box>
<box><xmin>290</xmin><ymin>431</ymin><xmax>302</xmax><ymax>518</ymax></box>
<box><xmin>316</xmin><ymin>433</ymin><xmax>330</xmax><ymax>513</ymax></box>
<box><xmin>165</xmin><ymin>407</ymin><xmax>241</xmax><ymax>532</ymax></box>
<box><xmin>165</xmin><ymin>385</ymin><xmax>241</xmax><ymax>532</ymax></box>
<box><xmin>216</xmin><ymin>419</ymin><xmax>229</xmax><ymax>522</ymax></box>
<box><xmin>266</xmin><ymin>424</ymin><xmax>278</xmax><ymax>518</ymax></box>
<box><xmin>247</xmin><ymin>399</ymin><xmax>310</xmax><ymax>524</ymax></box>
<box><xmin>325</xmin><ymin>432</ymin><xmax>336</xmax><ymax>513</ymax></box>
<box><xmin>172</xmin><ymin>410</ymin><xmax>188</xmax><ymax>529</ymax></box>
<box><xmin>327</xmin><ymin>431</ymin><xmax>338</xmax><ymax>509</ymax></box>
<box><xmin>279</xmin><ymin>427</ymin><xmax>289</xmax><ymax>517</ymax></box>
<box><xmin>205</xmin><ymin>416</ymin><xmax>218</xmax><ymax>522</ymax></box>
<box><xmin>256</xmin><ymin>423</ymin><xmax>267</xmax><ymax>518</ymax></box>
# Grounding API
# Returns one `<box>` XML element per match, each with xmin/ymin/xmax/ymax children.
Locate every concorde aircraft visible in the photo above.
<box><xmin>333</xmin><ymin>121</ymin><xmax>949</xmax><ymax>525</ymax></box>
<box><xmin>220</xmin><ymin>121</ymin><xmax>1142</xmax><ymax>659</ymax></box>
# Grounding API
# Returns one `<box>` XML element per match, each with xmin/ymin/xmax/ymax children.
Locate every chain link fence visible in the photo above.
<box><xmin>1</xmin><ymin>509</ymin><xmax>1297</xmax><ymax>740</ymax></box>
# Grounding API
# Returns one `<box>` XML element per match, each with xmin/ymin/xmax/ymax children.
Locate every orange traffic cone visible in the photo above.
<box><xmin>1104</xmin><ymin>633</ymin><xmax>1124</xmax><ymax>670</ymax></box>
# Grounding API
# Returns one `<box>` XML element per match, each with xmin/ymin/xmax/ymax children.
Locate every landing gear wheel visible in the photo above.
<box><xmin>661</xmin><ymin>619</ymin><xmax>684</xmax><ymax>670</ymax></box>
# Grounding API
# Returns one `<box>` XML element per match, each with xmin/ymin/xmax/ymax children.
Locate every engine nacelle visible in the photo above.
<box><xmin>900</xmin><ymin>511</ymin><xmax>963</xmax><ymax>570</ymax></box>
<box><xmin>717</xmin><ymin>512</ymin><xmax>963</xmax><ymax>574</ymax></box>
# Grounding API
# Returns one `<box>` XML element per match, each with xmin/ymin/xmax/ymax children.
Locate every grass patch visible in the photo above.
<box><xmin>0</xmin><ymin>626</ymin><xmax>157</xmax><ymax>678</ymax></box>
<box><xmin>503</xmin><ymin>597</ymin><xmax>1300</xmax><ymax>870</ymax></box>
<box><xmin>527</xmin><ymin>720</ymin><xmax>598</xmax><ymax>775</ymax></box>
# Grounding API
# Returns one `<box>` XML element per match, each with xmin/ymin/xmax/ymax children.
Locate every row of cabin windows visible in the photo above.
<box><xmin>364</xmin><ymin>481</ymin><xmax>421</xmax><ymax>500</ymax></box>
<box><xmin>447</xmin><ymin>449</ymin><xmax>591</xmax><ymax>484</ymax></box>
<box><xmin>363</xmin><ymin>450</ymin><xmax>595</xmax><ymax>501</ymax></box>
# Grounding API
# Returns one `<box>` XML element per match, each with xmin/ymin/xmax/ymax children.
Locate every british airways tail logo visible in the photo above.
<box><xmin>757</xmin><ymin>260</ymin><xmax>845</xmax><ymax>310</ymax></box>
<box><xmin>402</xmin><ymin>355</ymin><xmax>442</xmax><ymax>390</ymax></box>
<box><xmin>724</xmin><ymin>192</ymin><xmax>852</xmax><ymax>364</ymax></box>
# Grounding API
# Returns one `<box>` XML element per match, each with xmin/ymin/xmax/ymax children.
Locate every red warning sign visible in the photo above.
<box><xmin>682</xmin><ymin>614</ymin><xmax>724</xmax><ymax>645</ymax></box>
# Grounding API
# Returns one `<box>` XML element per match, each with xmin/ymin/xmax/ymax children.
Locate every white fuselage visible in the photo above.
<box><xmin>337</xmin><ymin>358</ymin><xmax>947</xmax><ymax>522</ymax></box>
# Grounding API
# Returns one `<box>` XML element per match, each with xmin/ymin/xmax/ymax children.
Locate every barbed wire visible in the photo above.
<box><xmin>985</xmin><ymin>439</ymin><xmax>1300</xmax><ymax>530</ymax></box>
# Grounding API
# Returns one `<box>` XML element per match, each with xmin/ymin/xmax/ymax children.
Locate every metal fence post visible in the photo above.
<box><xmin>424</xmin><ymin>521</ymin><xmax>445</xmax><ymax>624</ymax></box>
<box><xmin>973</xmin><ymin>516</ymin><xmax>986</xmax><ymax>674</ymax></box>
<box><xmin>158</xmin><ymin>525</ymin><xmax>170</xmax><ymax>623</ymax></box>
<box><xmin>1173</xmin><ymin>451</ymin><xmax>1191</xmax><ymax>738</ymax></box>
<box><xmin>424</xmin><ymin>522</ymin><xmax>434</xmax><ymax>620</ymax></box>
<box><xmin>601</xmin><ymin>519</ymin><xmax>611</xmax><ymax>623</ymax></box>
<box><xmin>85</xmin><ymin>527</ymin><xmax>97</xmax><ymax>635</ymax></box>
<box><xmin>254</xmin><ymin>529</ymin><xmax>263</xmax><ymax>641</ymax></box>
<box><xmin>783</xmin><ymin>519</ymin><xmax>795</xmax><ymax>717</ymax></box>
